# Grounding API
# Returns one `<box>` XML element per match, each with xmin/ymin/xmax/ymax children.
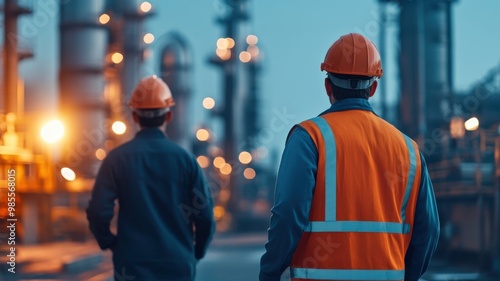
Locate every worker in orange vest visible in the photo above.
<box><xmin>260</xmin><ymin>33</ymin><xmax>440</xmax><ymax>281</ymax></box>
<box><xmin>87</xmin><ymin>76</ymin><xmax>215</xmax><ymax>281</ymax></box>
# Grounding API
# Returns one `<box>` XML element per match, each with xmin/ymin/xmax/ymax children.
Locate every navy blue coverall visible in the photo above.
<box><xmin>86</xmin><ymin>127</ymin><xmax>215</xmax><ymax>281</ymax></box>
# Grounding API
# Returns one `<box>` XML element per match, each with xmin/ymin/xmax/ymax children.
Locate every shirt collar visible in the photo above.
<box><xmin>319</xmin><ymin>98</ymin><xmax>377</xmax><ymax>116</ymax></box>
<box><xmin>135</xmin><ymin>127</ymin><xmax>167</xmax><ymax>139</ymax></box>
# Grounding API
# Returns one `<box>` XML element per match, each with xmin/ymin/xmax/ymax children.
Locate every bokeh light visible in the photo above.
<box><xmin>238</xmin><ymin>151</ymin><xmax>252</xmax><ymax>164</ymax></box>
<box><xmin>226</xmin><ymin>38</ymin><xmax>235</xmax><ymax>48</ymax></box>
<box><xmin>61</xmin><ymin>167</ymin><xmax>76</xmax><ymax>181</ymax></box>
<box><xmin>217</xmin><ymin>38</ymin><xmax>229</xmax><ymax>49</ymax></box>
<box><xmin>247</xmin><ymin>45</ymin><xmax>260</xmax><ymax>58</ymax></box>
<box><xmin>41</xmin><ymin>119</ymin><xmax>64</xmax><ymax>143</ymax></box>
<box><xmin>213</xmin><ymin>156</ymin><xmax>226</xmax><ymax>168</ymax></box>
<box><xmin>244</xmin><ymin>168</ymin><xmax>256</xmax><ymax>180</ymax></box>
<box><xmin>216</xmin><ymin>48</ymin><xmax>231</xmax><ymax>61</ymax></box>
<box><xmin>99</xmin><ymin>14</ymin><xmax>110</xmax><ymax>24</ymax></box>
<box><xmin>246</xmin><ymin>34</ymin><xmax>258</xmax><ymax>45</ymax></box>
<box><xmin>143</xmin><ymin>33</ymin><xmax>155</xmax><ymax>44</ymax></box>
<box><xmin>214</xmin><ymin>206</ymin><xmax>226</xmax><ymax>220</ymax></box>
<box><xmin>196</xmin><ymin>129</ymin><xmax>210</xmax><ymax>141</ymax></box>
<box><xmin>111</xmin><ymin>52</ymin><xmax>123</xmax><ymax>64</ymax></box>
<box><xmin>197</xmin><ymin>155</ymin><xmax>210</xmax><ymax>168</ymax></box>
<box><xmin>203</xmin><ymin>97</ymin><xmax>216</xmax><ymax>109</ymax></box>
<box><xmin>95</xmin><ymin>148</ymin><xmax>107</xmax><ymax>160</ymax></box>
<box><xmin>112</xmin><ymin>121</ymin><xmax>126</xmax><ymax>135</ymax></box>
<box><xmin>464</xmin><ymin>117</ymin><xmax>479</xmax><ymax>131</ymax></box>
<box><xmin>220</xmin><ymin>163</ymin><xmax>232</xmax><ymax>175</ymax></box>
<box><xmin>140</xmin><ymin>1</ymin><xmax>152</xmax><ymax>13</ymax></box>
<box><xmin>239</xmin><ymin>51</ymin><xmax>251</xmax><ymax>63</ymax></box>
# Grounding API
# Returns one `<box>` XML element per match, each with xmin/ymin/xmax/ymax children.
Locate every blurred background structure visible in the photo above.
<box><xmin>0</xmin><ymin>0</ymin><xmax>499</xmax><ymax>280</ymax></box>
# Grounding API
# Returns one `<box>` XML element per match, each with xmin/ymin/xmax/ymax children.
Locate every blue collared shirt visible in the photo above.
<box><xmin>260</xmin><ymin>98</ymin><xmax>440</xmax><ymax>281</ymax></box>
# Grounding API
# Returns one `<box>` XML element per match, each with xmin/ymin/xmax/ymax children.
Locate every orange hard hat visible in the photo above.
<box><xmin>321</xmin><ymin>33</ymin><xmax>383</xmax><ymax>78</ymax></box>
<box><xmin>129</xmin><ymin>76</ymin><xmax>176</xmax><ymax>109</ymax></box>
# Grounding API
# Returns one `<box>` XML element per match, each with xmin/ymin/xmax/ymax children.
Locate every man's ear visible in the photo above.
<box><xmin>324</xmin><ymin>77</ymin><xmax>333</xmax><ymax>98</ymax></box>
<box><xmin>369</xmin><ymin>80</ymin><xmax>378</xmax><ymax>97</ymax></box>
<box><xmin>132</xmin><ymin>111</ymin><xmax>139</xmax><ymax>123</ymax></box>
<box><xmin>165</xmin><ymin>111</ymin><xmax>173</xmax><ymax>123</ymax></box>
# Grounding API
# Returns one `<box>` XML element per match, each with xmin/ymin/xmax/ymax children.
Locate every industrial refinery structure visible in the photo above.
<box><xmin>0</xmin><ymin>0</ymin><xmax>499</xmax><ymax>277</ymax></box>
<box><xmin>379</xmin><ymin>0</ymin><xmax>500</xmax><ymax>272</ymax></box>
<box><xmin>0</xmin><ymin>0</ymin><xmax>271</xmax><ymax>245</ymax></box>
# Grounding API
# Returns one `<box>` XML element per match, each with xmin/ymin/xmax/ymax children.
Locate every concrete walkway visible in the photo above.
<box><xmin>1</xmin><ymin>234</ymin><xmax>499</xmax><ymax>281</ymax></box>
<box><xmin>0</xmin><ymin>241</ymin><xmax>112</xmax><ymax>280</ymax></box>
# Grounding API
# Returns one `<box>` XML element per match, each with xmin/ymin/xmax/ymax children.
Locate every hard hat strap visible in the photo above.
<box><xmin>134</xmin><ymin>107</ymin><xmax>171</xmax><ymax>118</ymax></box>
<box><xmin>328</xmin><ymin>73</ymin><xmax>375</xmax><ymax>90</ymax></box>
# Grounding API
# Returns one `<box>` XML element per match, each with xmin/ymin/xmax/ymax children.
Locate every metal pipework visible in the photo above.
<box><xmin>398</xmin><ymin>0</ymin><xmax>426</xmax><ymax>140</ymax></box>
<box><xmin>159</xmin><ymin>32</ymin><xmax>192</xmax><ymax>149</ymax></box>
<box><xmin>119</xmin><ymin>0</ymin><xmax>150</xmax><ymax>111</ymax></box>
<box><xmin>59</xmin><ymin>0</ymin><xmax>107</xmax><ymax>177</ymax></box>
<box><xmin>424</xmin><ymin>0</ymin><xmax>453</xmax><ymax>137</ymax></box>
<box><xmin>2</xmin><ymin>0</ymin><xmax>31</xmax><ymax>115</ymax></box>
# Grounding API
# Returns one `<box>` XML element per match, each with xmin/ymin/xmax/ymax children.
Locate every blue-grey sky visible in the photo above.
<box><xmin>18</xmin><ymin>0</ymin><xmax>500</xmax><ymax>155</ymax></box>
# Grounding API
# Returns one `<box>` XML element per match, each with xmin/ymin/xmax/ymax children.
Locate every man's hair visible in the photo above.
<box><xmin>135</xmin><ymin>108</ymin><xmax>168</xmax><ymax>128</ymax></box>
<box><xmin>328</xmin><ymin>73</ymin><xmax>373</xmax><ymax>100</ymax></box>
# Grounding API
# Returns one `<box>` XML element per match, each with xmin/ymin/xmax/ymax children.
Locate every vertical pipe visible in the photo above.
<box><xmin>220</xmin><ymin>0</ymin><xmax>249</xmax><ymax>221</ymax></box>
<box><xmin>222</xmin><ymin>2</ymin><xmax>238</xmax><ymax>216</ymax></box>
<box><xmin>398</xmin><ymin>0</ymin><xmax>425</xmax><ymax>140</ymax></box>
<box><xmin>243</xmin><ymin>60</ymin><xmax>260</xmax><ymax>147</ymax></box>
<box><xmin>446</xmin><ymin>1</ymin><xmax>454</xmax><ymax>99</ymax></box>
<box><xmin>208</xmin><ymin>0</ymin><xmax>250</xmax><ymax>227</ymax></box>
<box><xmin>122</xmin><ymin>17</ymin><xmax>143</xmax><ymax>104</ymax></box>
<box><xmin>378</xmin><ymin>2</ymin><xmax>387</xmax><ymax>119</ymax></box>
<box><xmin>416</xmin><ymin>2</ymin><xmax>426</xmax><ymax>143</ymax></box>
<box><xmin>424</xmin><ymin>0</ymin><xmax>452</xmax><ymax>162</ymax></box>
<box><xmin>478</xmin><ymin>188</ymin><xmax>485</xmax><ymax>270</ymax></box>
<box><xmin>160</xmin><ymin>33</ymin><xmax>192</xmax><ymax>149</ymax></box>
<box><xmin>3</xmin><ymin>0</ymin><xmax>19</xmax><ymax>115</ymax></box>
<box><xmin>120</xmin><ymin>0</ymin><xmax>147</xmax><ymax>137</ymax></box>
<box><xmin>493</xmin><ymin>137</ymin><xmax>500</xmax><ymax>273</ymax></box>
<box><xmin>59</xmin><ymin>0</ymin><xmax>107</xmax><ymax>177</ymax></box>
<box><xmin>475</xmin><ymin>130</ymin><xmax>485</xmax><ymax>269</ymax></box>
<box><xmin>224</xmin><ymin>47</ymin><xmax>237</xmax><ymax>216</ymax></box>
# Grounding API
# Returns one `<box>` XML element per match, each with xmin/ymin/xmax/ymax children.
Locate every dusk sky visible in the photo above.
<box><xmin>16</xmin><ymin>0</ymin><xmax>500</xmax><ymax>156</ymax></box>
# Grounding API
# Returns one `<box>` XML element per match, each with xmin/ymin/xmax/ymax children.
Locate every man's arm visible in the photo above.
<box><xmin>86</xmin><ymin>154</ymin><xmax>118</xmax><ymax>250</ymax></box>
<box><xmin>404</xmin><ymin>153</ymin><xmax>440</xmax><ymax>281</ymax></box>
<box><xmin>191</xmin><ymin>158</ymin><xmax>216</xmax><ymax>260</ymax></box>
<box><xmin>260</xmin><ymin>126</ymin><xmax>318</xmax><ymax>281</ymax></box>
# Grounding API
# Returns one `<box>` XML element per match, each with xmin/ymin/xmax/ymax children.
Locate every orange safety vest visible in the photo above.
<box><xmin>290</xmin><ymin>109</ymin><xmax>422</xmax><ymax>281</ymax></box>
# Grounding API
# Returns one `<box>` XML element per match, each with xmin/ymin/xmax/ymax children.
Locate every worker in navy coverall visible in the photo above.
<box><xmin>87</xmin><ymin>76</ymin><xmax>215</xmax><ymax>281</ymax></box>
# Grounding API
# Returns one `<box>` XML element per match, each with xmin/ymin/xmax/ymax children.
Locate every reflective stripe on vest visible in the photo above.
<box><xmin>304</xmin><ymin>117</ymin><xmax>417</xmax><ymax>233</ymax></box>
<box><xmin>291</xmin><ymin>268</ymin><xmax>405</xmax><ymax>280</ymax></box>
<box><xmin>305</xmin><ymin>220</ymin><xmax>410</xmax><ymax>234</ymax></box>
<box><xmin>311</xmin><ymin>117</ymin><xmax>337</xmax><ymax>221</ymax></box>
<box><xmin>401</xmin><ymin>134</ymin><xmax>417</xmax><ymax>224</ymax></box>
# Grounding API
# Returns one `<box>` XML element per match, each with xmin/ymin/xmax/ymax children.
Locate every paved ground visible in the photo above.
<box><xmin>196</xmin><ymin>233</ymin><xmax>267</xmax><ymax>281</ymax></box>
<box><xmin>2</xmin><ymin>232</ymin><xmax>499</xmax><ymax>281</ymax></box>
<box><xmin>0</xmin><ymin>233</ymin><xmax>268</xmax><ymax>281</ymax></box>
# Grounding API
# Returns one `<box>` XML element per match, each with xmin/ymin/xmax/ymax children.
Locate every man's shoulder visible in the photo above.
<box><xmin>287</xmin><ymin>116</ymin><xmax>328</xmax><ymax>143</ymax></box>
<box><xmin>106</xmin><ymin>138</ymin><xmax>138</xmax><ymax>155</ymax></box>
<box><xmin>106</xmin><ymin>137</ymin><xmax>191</xmax><ymax>158</ymax></box>
<box><xmin>291</xmin><ymin>117</ymin><xmax>321</xmax><ymax>134</ymax></box>
<box><xmin>104</xmin><ymin>139</ymin><xmax>198</xmax><ymax>174</ymax></box>
<box><xmin>284</xmin><ymin>123</ymin><xmax>316</xmax><ymax>148</ymax></box>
